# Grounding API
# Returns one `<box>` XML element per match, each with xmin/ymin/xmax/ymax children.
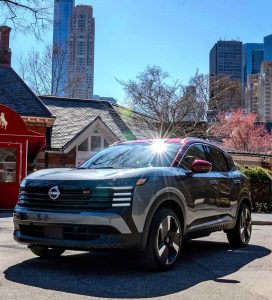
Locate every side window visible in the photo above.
<box><xmin>226</xmin><ymin>155</ymin><xmax>236</xmax><ymax>170</ymax></box>
<box><xmin>180</xmin><ymin>144</ymin><xmax>207</xmax><ymax>170</ymax></box>
<box><xmin>205</xmin><ymin>146</ymin><xmax>229</xmax><ymax>172</ymax></box>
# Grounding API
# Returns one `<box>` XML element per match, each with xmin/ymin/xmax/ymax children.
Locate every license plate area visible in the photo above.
<box><xmin>44</xmin><ymin>226</ymin><xmax>63</xmax><ymax>239</ymax></box>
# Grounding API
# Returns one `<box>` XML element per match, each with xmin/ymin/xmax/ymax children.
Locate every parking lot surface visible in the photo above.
<box><xmin>0</xmin><ymin>214</ymin><xmax>271</xmax><ymax>300</ymax></box>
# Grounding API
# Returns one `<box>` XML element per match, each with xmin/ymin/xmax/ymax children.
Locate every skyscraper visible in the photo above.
<box><xmin>66</xmin><ymin>5</ymin><xmax>95</xmax><ymax>99</ymax></box>
<box><xmin>209</xmin><ymin>40</ymin><xmax>243</xmax><ymax>111</ymax></box>
<box><xmin>245</xmin><ymin>62</ymin><xmax>272</xmax><ymax>123</ymax></box>
<box><xmin>245</xmin><ymin>74</ymin><xmax>259</xmax><ymax>115</ymax></box>
<box><xmin>210</xmin><ymin>40</ymin><xmax>243</xmax><ymax>81</ymax></box>
<box><xmin>258</xmin><ymin>61</ymin><xmax>272</xmax><ymax>123</ymax></box>
<box><xmin>52</xmin><ymin>0</ymin><xmax>75</xmax><ymax>96</ymax></box>
<box><xmin>242</xmin><ymin>43</ymin><xmax>264</xmax><ymax>87</ymax></box>
<box><xmin>264</xmin><ymin>34</ymin><xmax>272</xmax><ymax>61</ymax></box>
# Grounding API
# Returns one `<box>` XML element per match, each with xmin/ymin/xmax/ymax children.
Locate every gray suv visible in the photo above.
<box><xmin>13</xmin><ymin>138</ymin><xmax>252</xmax><ymax>271</ymax></box>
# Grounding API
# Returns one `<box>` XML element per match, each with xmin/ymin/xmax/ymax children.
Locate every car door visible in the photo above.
<box><xmin>204</xmin><ymin>145</ymin><xmax>235</xmax><ymax>219</ymax></box>
<box><xmin>179</xmin><ymin>143</ymin><xmax>219</xmax><ymax>229</ymax></box>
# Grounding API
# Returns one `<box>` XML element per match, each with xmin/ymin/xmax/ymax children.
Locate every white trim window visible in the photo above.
<box><xmin>76</xmin><ymin>130</ymin><xmax>112</xmax><ymax>166</ymax></box>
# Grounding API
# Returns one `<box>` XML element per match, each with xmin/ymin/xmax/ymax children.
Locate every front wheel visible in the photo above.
<box><xmin>226</xmin><ymin>203</ymin><xmax>252</xmax><ymax>247</ymax></box>
<box><xmin>29</xmin><ymin>246</ymin><xmax>65</xmax><ymax>258</ymax></box>
<box><xmin>140</xmin><ymin>207</ymin><xmax>182</xmax><ymax>271</ymax></box>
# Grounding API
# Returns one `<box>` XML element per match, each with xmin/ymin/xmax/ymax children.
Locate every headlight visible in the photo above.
<box><xmin>20</xmin><ymin>179</ymin><xmax>27</xmax><ymax>188</ymax></box>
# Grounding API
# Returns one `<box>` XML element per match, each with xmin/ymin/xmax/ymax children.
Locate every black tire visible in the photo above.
<box><xmin>140</xmin><ymin>207</ymin><xmax>182</xmax><ymax>271</ymax></box>
<box><xmin>29</xmin><ymin>246</ymin><xmax>65</xmax><ymax>258</ymax></box>
<box><xmin>227</xmin><ymin>203</ymin><xmax>252</xmax><ymax>247</ymax></box>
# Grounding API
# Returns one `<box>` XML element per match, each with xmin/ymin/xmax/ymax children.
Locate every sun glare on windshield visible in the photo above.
<box><xmin>150</xmin><ymin>139</ymin><xmax>168</xmax><ymax>154</ymax></box>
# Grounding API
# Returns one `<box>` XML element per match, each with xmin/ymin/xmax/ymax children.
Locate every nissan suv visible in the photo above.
<box><xmin>13</xmin><ymin>138</ymin><xmax>252</xmax><ymax>271</ymax></box>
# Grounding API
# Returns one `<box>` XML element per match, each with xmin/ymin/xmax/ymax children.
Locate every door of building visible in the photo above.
<box><xmin>0</xmin><ymin>143</ymin><xmax>22</xmax><ymax>208</ymax></box>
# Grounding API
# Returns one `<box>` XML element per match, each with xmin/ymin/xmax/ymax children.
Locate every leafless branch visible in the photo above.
<box><xmin>16</xmin><ymin>44</ymin><xmax>84</xmax><ymax>96</ymax></box>
<box><xmin>0</xmin><ymin>0</ymin><xmax>53</xmax><ymax>39</ymax></box>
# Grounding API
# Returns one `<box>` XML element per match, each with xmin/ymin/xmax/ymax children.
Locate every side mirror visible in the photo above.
<box><xmin>191</xmin><ymin>159</ymin><xmax>212</xmax><ymax>173</ymax></box>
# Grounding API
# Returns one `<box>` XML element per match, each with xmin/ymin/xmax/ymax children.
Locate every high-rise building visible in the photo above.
<box><xmin>52</xmin><ymin>0</ymin><xmax>75</xmax><ymax>96</ymax></box>
<box><xmin>210</xmin><ymin>40</ymin><xmax>243</xmax><ymax>82</ymax></box>
<box><xmin>245</xmin><ymin>62</ymin><xmax>272</xmax><ymax>123</ymax></box>
<box><xmin>242</xmin><ymin>43</ymin><xmax>264</xmax><ymax>87</ymax></box>
<box><xmin>264</xmin><ymin>34</ymin><xmax>272</xmax><ymax>61</ymax></box>
<box><xmin>245</xmin><ymin>74</ymin><xmax>259</xmax><ymax>115</ymax></box>
<box><xmin>66</xmin><ymin>5</ymin><xmax>95</xmax><ymax>99</ymax></box>
<box><xmin>258</xmin><ymin>61</ymin><xmax>272</xmax><ymax>122</ymax></box>
<box><xmin>209</xmin><ymin>40</ymin><xmax>243</xmax><ymax>112</ymax></box>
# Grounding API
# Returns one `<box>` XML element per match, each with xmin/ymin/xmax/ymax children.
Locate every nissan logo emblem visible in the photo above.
<box><xmin>48</xmin><ymin>186</ymin><xmax>61</xmax><ymax>200</ymax></box>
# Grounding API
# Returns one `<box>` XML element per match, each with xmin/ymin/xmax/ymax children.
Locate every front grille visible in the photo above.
<box><xmin>19</xmin><ymin>224</ymin><xmax>119</xmax><ymax>240</ymax></box>
<box><xmin>18</xmin><ymin>185</ymin><xmax>133</xmax><ymax>210</ymax></box>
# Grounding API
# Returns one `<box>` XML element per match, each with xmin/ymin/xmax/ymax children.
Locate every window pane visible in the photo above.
<box><xmin>206</xmin><ymin>146</ymin><xmax>229</xmax><ymax>172</ymax></box>
<box><xmin>91</xmin><ymin>136</ymin><xmax>102</xmax><ymax>151</ymax></box>
<box><xmin>0</xmin><ymin>148</ymin><xmax>17</xmax><ymax>183</ymax></box>
<box><xmin>104</xmin><ymin>138</ymin><xmax>109</xmax><ymax>148</ymax></box>
<box><xmin>78</xmin><ymin>138</ymin><xmax>88</xmax><ymax>151</ymax></box>
<box><xmin>181</xmin><ymin>144</ymin><xmax>206</xmax><ymax>169</ymax></box>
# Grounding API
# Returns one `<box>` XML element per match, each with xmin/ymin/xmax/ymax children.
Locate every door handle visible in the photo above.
<box><xmin>210</xmin><ymin>179</ymin><xmax>218</xmax><ymax>185</ymax></box>
<box><xmin>234</xmin><ymin>179</ymin><xmax>241</xmax><ymax>184</ymax></box>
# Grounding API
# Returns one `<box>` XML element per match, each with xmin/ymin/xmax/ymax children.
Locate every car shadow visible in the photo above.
<box><xmin>4</xmin><ymin>239</ymin><xmax>271</xmax><ymax>298</ymax></box>
<box><xmin>0</xmin><ymin>211</ymin><xmax>13</xmax><ymax>218</ymax></box>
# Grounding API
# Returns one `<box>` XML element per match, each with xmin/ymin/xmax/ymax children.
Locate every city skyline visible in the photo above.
<box><xmin>9</xmin><ymin>0</ymin><xmax>272</xmax><ymax>104</ymax></box>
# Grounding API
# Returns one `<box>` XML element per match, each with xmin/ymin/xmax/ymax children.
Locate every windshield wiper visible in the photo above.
<box><xmin>91</xmin><ymin>167</ymin><xmax>115</xmax><ymax>169</ymax></box>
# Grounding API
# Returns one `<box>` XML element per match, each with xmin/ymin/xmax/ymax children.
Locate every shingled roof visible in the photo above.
<box><xmin>40</xmin><ymin>96</ymin><xmax>152</xmax><ymax>150</ymax></box>
<box><xmin>0</xmin><ymin>66</ymin><xmax>52</xmax><ymax>117</ymax></box>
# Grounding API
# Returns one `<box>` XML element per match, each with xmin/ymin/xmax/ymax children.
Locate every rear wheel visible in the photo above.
<box><xmin>29</xmin><ymin>246</ymin><xmax>65</xmax><ymax>258</ymax></box>
<box><xmin>140</xmin><ymin>207</ymin><xmax>182</xmax><ymax>271</ymax></box>
<box><xmin>227</xmin><ymin>203</ymin><xmax>252</xmax><ymax>247</ymax></box>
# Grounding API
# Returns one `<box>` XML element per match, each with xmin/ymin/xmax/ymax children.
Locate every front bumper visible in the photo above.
<box><xmin>13</xmin><ymin>206</ymin><xmax>141</xmax><ymax>250</ymax></box>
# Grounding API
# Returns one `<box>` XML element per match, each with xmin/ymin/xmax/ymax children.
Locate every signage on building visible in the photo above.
<box><xmin>0</xmin><ymin>111</ymin><xmax>8</xmax><ymax>130</ymax></box>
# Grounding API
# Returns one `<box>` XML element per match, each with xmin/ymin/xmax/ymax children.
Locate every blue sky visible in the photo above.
<box><xmin>10</xmin><ymin>0</ymin><xmax>272</xmax><ymax>104</ymax></box>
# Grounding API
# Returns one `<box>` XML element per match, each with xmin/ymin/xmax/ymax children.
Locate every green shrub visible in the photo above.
<box><xmin>241</xmin><ymin>167</ymin><xmax>272</xmax><ymax>213</ymax></box>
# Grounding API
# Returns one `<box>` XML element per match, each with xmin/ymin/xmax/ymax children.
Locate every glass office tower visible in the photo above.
<box><xmin>264</xmin><ymin>34</ymin><xmax>272</xmax><ymax>61</ymax></box>
<box><xmin>52</xmin><ymin>0</ymin><xmax>75</xmax><ymax>96</ymax></box>
<box><xmin>242</xmin><ymin>43</ymin><xmax>264</xmax><ymax>87</ymax></box>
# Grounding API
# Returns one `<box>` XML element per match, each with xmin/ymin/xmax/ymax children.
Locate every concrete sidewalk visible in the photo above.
<box><xmin>252</xmin><ymin>213</ymin><xmax>272</xmax><ymax>225</ymax></box>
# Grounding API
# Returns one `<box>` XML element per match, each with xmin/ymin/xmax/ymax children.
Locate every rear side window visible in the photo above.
<box><xmin>180</xmin><ymin>144</ymin><xmax>207</xmax><ymax>169</ymax></box>
<box><xmin>205</xmin><ymin>146</ymin><xmax>229</xmax><ymax>172</ymax></box>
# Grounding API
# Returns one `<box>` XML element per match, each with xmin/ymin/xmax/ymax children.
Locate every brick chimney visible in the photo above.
<box><xmin>0</xmin><ymin>26</ymin><xmax>11</xmax><ymax>66</ymax></box>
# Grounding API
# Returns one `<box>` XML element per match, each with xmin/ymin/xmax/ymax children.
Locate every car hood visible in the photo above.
<box><xmin>25</xmin><ymin>167</ymin><xmax>152</xmax><ymax>181</ymax></box>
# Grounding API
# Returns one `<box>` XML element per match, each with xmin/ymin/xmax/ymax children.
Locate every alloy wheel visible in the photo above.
<box><xmin>156</xmin><ymin>215</ymin><xmax>181</xmax><ymax>265</ymax></box>
<box><xmin>240</xmin><ymin>207</ymin><xmax>252</xmax><ymax>243</ymax></box>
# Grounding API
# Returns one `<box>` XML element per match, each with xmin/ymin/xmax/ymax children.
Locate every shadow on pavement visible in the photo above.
<box><xmin>4</xmin><ymin>240</ymin><xmax>271</xmax><ymax>298</ymax></box>
<box><xmin>0</xmin><ymin>211</ymin><xmax>13</xmax><ymax>218</ymax></box>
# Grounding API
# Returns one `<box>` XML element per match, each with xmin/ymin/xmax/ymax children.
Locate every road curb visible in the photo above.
<box><xmin>252</xmin><ymin>220</ymin><xmax>272</xmax><ymax>225</ymax></box>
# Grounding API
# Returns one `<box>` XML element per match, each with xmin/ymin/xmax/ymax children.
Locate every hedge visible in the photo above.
<box><xmin>241</xmin><ymin>167</ymin><xmax>272</xmax><ymax>213</ymax></box>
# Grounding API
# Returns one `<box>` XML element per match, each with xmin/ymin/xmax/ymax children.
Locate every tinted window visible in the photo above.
<box><xmin>180</xmin><ymin>144</ymin><xmax>206</xmax><ymax>169</ymax></box>
<box><xmin>205</xmin><ymin>146</ymin><xmax>229</xmax><ymax>172</ymax></box>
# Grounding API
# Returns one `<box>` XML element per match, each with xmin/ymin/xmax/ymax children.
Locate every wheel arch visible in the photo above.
<box><xmin>140</xmin><ymin>190</ymin><xmax>187</xmax><ymax>251</ymax></box>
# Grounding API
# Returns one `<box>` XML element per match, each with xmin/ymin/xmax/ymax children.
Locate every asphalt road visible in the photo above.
<box><xmin>0</xmin><ymin>213</ymin><xmax>271</xmax><ymax>300</ymax></box>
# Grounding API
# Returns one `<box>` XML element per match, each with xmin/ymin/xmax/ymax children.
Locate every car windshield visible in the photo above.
<box><xmin>79</xmin><ymin>141</ymin><xmax>181</xmax><ymax>169</ymax></box>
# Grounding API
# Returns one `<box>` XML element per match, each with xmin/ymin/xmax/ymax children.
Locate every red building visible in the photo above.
<box><xmin>0</xmin><ymin>26</ymin><xmax>54</xmax><ymax>208</ymax></box>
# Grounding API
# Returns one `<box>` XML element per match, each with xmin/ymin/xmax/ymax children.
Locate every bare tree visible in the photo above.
<box><xmin>17</xmin><ymin>44</ymin><xmax>84</xmax><ymax>96</ymax></box>
<box><xmin>118</xmin><ymin>66</ymin><xmax>207</xmax><ymax>138</ymax></box>
<box><xmin>0</xmin><ymin>0</ymin><xmax>53</xmax><ymax>38</ymax></box>
<box><xmin>189</xmin><ymin>70</ymin><xmax>243</xmax><ymax>112</ymax></box>
<box><xmin>208</xmin><ymin>75</ymin><xmax>242</xmax><ymax>112</ymax></box>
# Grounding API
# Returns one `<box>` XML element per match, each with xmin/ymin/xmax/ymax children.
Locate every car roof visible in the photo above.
<box><xmin>114</xmin><ymin>138</ymin><xmax>229</xmax><ymax>155</ymax></box>
<box><xmin>115</xmin><ymin>137</ymin><xmax>207</xmax><ymax>145</ymax></box>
